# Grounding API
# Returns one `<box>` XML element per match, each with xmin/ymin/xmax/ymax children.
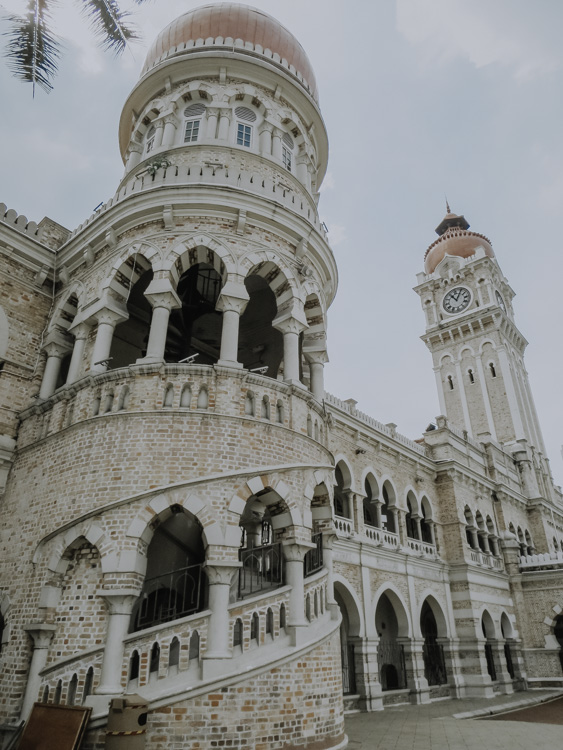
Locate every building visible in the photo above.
<box><xmin>1</xmin><ymin>4</ymin><xmax>563</xmax><ymax>749</ymax></box>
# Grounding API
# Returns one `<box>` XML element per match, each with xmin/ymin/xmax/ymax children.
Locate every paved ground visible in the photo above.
<box><xmin>484</xmin><ymin>694</ymin><xmax>563</xmax><ymax>724</ymax></box>
<box><xmin>345</xmin><ymin>690</ymin><xmax>563</xmax><ymax>749</ymax></box>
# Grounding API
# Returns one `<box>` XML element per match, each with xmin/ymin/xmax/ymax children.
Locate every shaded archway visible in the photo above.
<box><xmin>375</xmin><ymin>591</ymin><xmax>408</xmax><ymax>690</ymax></box>
<box><xmin>237</xmin><ymin>274</ymin><xmax>283</xmax><ymax>375</ymax></box>
<box><xmin>130</xmin><ymin>506</ymin><xmax>206</xmax><ymax>632</ymax></box>
<box><xmin>381</xmin><ymin>482</ymin><xmax>397</xmax><ymax>534</ymax></box>
<box><xmin>334</xmin><ymin>582</ymin><xmax>362</xmax><ymax>696</ymax></box>
<box><xmin>165</xmin><ymin>262</ymin><xmax>223</xmax><ymax>364</ymax></box>
<box><xmin>334</xmin><ymin>461</ymin><xmax>352</xmax><ymax>520</ymax></box>
<box><xmin>420</xmin><ymin>599</ymin><xmax>447</xmax><ymax>686</ymax></box>
<box><xmin>500</xmin><ymin>612</ymin><xmax>515</xmax><ymax>679</ymax></box>
<box><xmin>481</xmin><ymin>610</ymin><xmax>497</xmax><ymax>681</ymax></box>
<box><xmin>406</xmin><ymin>491</ymin><xmax>419</xmax><ymax>540</ymax></box>
<box><xmin>363</xmin><ymin>474</ymin><xmax>379</xmax><ymax>528</ymax></box>
<box><xmin>554</xmin><ymin>615</ymin><xmax>563</xmax><ymax>673</ymax></box>
<box><xmin>110</xmin><ymin>267</ymin><xmax>153</xmax><ymax>367</ymax></box>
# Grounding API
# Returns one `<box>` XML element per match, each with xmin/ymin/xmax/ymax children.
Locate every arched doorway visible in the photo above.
<box><xmin>334</xmin><ymin>583</ymin><xmax>362</xmax><ymax>697</ymax></box>
<box><xmin>109</xmin><ymin>259</ymin><xmax>154</xmax><ymax>367</ymax></box>
<box><xmin>130</xmin><ymin>506</ymin><xmax>206</xmax><ymax>631</ymax></box>
<box><xmin>375</xmin><ymin>592</ymin><xmax>407</xmax><ymax>691</ymax></box>
<box><xmin>237</xmin><ymin>274</ymin><xmax>284</xmax><ymax>376</ymax></box>
<box><xmin>334</xmin><ymin>462</ymin><xmax>352</xmax><ymax>520</ymax></box>
<box><xmin>500</xmin><ymin>612</ymin><xmax>515</xmax><ymax>680</ymax></box>
<box><xmin>421</xmin><ymin>600</ymin><xmax>447</xmax><ymax>686</ymax></box>
<box><xmin>554</xmin><ymin>614</ymin><xmax>563</xmax><ymax>673</ymax></box>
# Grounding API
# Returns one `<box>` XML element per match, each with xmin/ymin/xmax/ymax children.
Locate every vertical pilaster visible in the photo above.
<box><xmin>96</xmin><ymin>591</ymin><xmax>138</xmax><ymax>695</ymax></box>
<box><xmin>20</xmin><ymin>624</ymin><xmax>56</xmax><ymax>719</ymax></box>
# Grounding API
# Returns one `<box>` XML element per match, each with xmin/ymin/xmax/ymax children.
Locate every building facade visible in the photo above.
<box><xmin>1</xmin><ymin>4</ymin><xmax>563</xmax><ymax>749</ymax></box>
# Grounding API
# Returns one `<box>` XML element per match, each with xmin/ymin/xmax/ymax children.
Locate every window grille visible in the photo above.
<box><xmin>237</xmin><ymin>122</ymin><xmax>252</xmax><ymax>147</ymax></box>
<box><xmin>282</xmin><ymin>146</ymin><xmax>292</xmax><ymax>171</ymax></box>
<box><xmin>282</xmin><ymin>132</ymin><xmax>294</xmax><ymax>149</ymax></box>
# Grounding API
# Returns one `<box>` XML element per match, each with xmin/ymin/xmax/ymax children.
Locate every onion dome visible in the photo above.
<box><xmin>141</xmin><ymin>3</ymin><xmax>318</xmax><ymax>102</ymax></box>
<box><xmin>424</xmin><ymin>206</ymin><xmax>494</xmax><ymax>274</ymax></box>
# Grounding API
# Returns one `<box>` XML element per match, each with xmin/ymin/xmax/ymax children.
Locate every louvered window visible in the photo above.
<box><xmin>237</xmin><ymin>123</ymin><xmax>252</xmax><ymax>148</ymax></box>
<box><xmin>234</xmin><ymin>106</ymin><xmax>257</xmax><ymax>122</ymax></box>
<box><xmin>184</xmin><ymin>103</ymin><xmax>206</xmax><ymax>118</ymax></box>
<box><xmin>282</xmin><ymin>132</ymin><xmax>294</xmax><ymax>149</ymax></box>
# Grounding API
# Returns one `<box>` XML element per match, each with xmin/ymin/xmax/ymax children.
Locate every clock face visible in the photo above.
<box><xmin>495</xmin><ymin>290</ymin><xmax>507</xmax><ymax>312</ymax></box>
<box><xmin>443</xmin><ymin>287</ymin><xmax>471</xmax><ymax>314</ymax></box>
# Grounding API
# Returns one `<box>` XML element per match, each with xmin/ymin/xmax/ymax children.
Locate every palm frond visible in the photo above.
<box><xmin>77</xmin><ymin>0</ymin><xmax>138</xmax><ymax>55</ymax></box>
<box><xmin>4</xmin><ymin>0</ymin><xmax>62</xmax><ymax>95</ymax></box>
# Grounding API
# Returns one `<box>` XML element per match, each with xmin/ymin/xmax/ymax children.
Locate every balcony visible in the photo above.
<box><xmin>520</xmin><ymin>550</ymin><xmax>563</xmax><ymax>571</ymax></box>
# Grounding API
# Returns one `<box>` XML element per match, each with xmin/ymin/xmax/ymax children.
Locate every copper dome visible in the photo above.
<box><xmin>424</xmin><ymin>211</ymin><xmax>494</xmax><ymax>274</ymax></box>
<box><xmin>141</xmin><ymin>3</ymin><xmax>319</xmax><ymax>101</ymax></box>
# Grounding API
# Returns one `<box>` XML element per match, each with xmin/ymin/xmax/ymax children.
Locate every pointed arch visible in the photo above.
<box><xmin>372</xmin><ymin>584</ymin><xmax>412</xmax><ymax>639</ymax></box>
<box><xmin>418</xmin><ymin>593</ymin><xmax>449</xmax><ymax>638</ymax></box>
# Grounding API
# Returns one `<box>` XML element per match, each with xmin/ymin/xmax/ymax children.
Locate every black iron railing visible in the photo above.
<box><xmin>485</xmin><ymin>643</ymin><xmax>497</xmax><ymax>681</ymax></box>
<box><xmin>342</xmin><ymin>643</ymin><xmax>357</xmax><ymax>695</ymax></box>
<box><xmin>423</xmin><ymin>642</ymin><xmax>448</xmax><ymax>686</ymax></box>
<box><xmin>131</xmin><ymin>563</ymin><xmax>203</xmax><ymax>631</ymax></box>
<box><xmin>238</xmin><ymin>541</ymin><xmax>284</xmax><ymax>599</ymax></box>
<box><xmin>504</xmin><ymin>643</ymin><xmax>515</xmax><ymax>678</ymax></box>
<box><xmin>378</xmin><ymin>641</ymin><xmax>407</xmax><ymax>691</ymax></box>
<box><xmin>304</xmin><ymin>533</ymin><xmax>323</xmax><ymax>577</ymax></box>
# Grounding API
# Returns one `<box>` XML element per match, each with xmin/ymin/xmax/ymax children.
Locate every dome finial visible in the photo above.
<box><xmin>445</xmin><ymin>195</ymin><xmax>451</xmax><ymax>214</ymax></box>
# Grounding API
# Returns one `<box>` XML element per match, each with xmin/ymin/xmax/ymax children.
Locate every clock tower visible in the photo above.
<box><xmin>414</xmin><ymin>208</ymin><xmax>549</xmax><ymax>475</ymax></box>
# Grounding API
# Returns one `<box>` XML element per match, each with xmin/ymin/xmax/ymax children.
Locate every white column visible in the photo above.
<box><xmin>96</xmin><ymin>591</ymin><xmax>138</xmax><ymax>695</ymax></box>
<box><xmin>153</xmin><ymin>121</ymin><xmax>164</xmax><ymax>150</ymax></box>
<box><xmin>321</xmin><ymin>530</ymin><xmax>338</xmax><ymax>605</ymax></box>
<box><xmin>282</xmin><ymin>540</ymin><xmax>315</xmax><ymax>630</ymax></box>
<box><xmin>20</xmin><ymin>624</ymin><xmax>56</xmax><ymax>719</ymax></box>
<box><xmin>39</xmin><ymin>343</ymin><xmax>67</xmax><ymax>399</ymax></box>
<box><xmin>217</xmin><ymin>109</ymin><xmax>232</xmax><ymax>141</ymax></box>
<box><xmin>66</xmin><ymin>322</ymin><xmax>91</xmax><ymax>385</ymax></box>
<box><xmin>305</xmin><ymin>350</ymin><xmax>328</xmax><ymax>399</ymax></box>
<box><xmin>90</xmin><ymin>306</ymin><xmax>128</xmax><ymax>374</ymax></box>
<box><xmin>161</xmin><ymin>114</ymin><xmax>178</xmax><ymax>148</ymax></box>
<box><xmin>259</xmin><ymin>122</ymin><xmax>273</xmax><ymax>156</ymax></box>
<box><xmin>296</xmin><ymin>154</ymin><xmax>308</xmax><ymax>185</ymax></box>
<box><xmin>216</xmin><ymin>283</ymin><xmax>249</xmax><ymax>368</ymax></box>
<box><xmin>139</xmin><ymin>282</ymin><xmax>181</xmax><ymax>364</ymax></box>
<box><xmin>272</xmin><ymin>127</ymin><xmax>283</xmax><ymax>161</ymax></box>
<box><xmin>203</xmin><ymin>562</ymin><xmax>241</xmax><ymax>659</ymax></box>
<box><xmin>474</xmin><ymin>354</ymin><xmax>498</xmax><ymax>441</ymax></box>
<box><xmin>497</xmin><ymin>347</ymin><xmax>525</xmax><ymax>440</ymax></box>
<box><xmin>433</xmin><ymin>366</ymin><xmax>447</xmax><ymax>416</ymax></box>
<box><xmin>206</xmin><ymin>107</ymin><xmax>219</xmax><ymax>139</ymax></box>
<box><xmin>454</xmin><ymin>360</ymin><xmax>473</xmax><ymax>437</ymax></box>
<box><xmin>273</xmin><ymin>310</ymin><xmax>307</xmax><ymax>385</ymax></box>
<box><xmin>126</xmin><ymin>141</ymin><xmax>142</xmax><ymax>171</ymax></box>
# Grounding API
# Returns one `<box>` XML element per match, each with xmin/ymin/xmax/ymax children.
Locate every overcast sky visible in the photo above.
<box><xmin>1</xmin><ymin>0</ymin><xmax>562</xmax><ymax>482</ymax></box>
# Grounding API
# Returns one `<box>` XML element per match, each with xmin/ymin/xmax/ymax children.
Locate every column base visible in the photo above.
<box><xmin>288</xmin><ymin>623</ymin><xmax>310</xmax><ymax>646</ymax></box>
<box><xmin>85</xmin><ymin>694</ymin><xmax>117</xmax><ymax>716</ymax></box>
<box><xmin>202</xmin><ymin>651</ymin><xmax>233</xmax><ymax>680</ymax></box>
<box><xmin>216</xmin><ymin>359</ymin><xmax>244</xmax><ymax>369</ymax></box>
<box><xmin>135</xmin><ymin>355</ymin><xmax>165</xmax><ymax>365</ymax></box>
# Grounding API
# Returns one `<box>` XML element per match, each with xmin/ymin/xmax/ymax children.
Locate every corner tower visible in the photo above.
<box><xmin>0</xmin><ymin>6</ymin><xmax>345</xmax><ymax>748</ymax></box>
<box><xmin>415</xmin><ymin>208</ymin><xmax>547</xmax><ymax>462</ymax></box>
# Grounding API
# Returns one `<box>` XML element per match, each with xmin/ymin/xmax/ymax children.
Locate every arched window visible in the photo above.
<box><xmin>67</xmin><ymin>674</ymin><xmax>78</xmax><ymax>705</ymax></box>
<box><xmin>104</xmin><ymin>391</ymin><xmax>114</xmax><ymax>413</ymax></box>
<box><xmin>276</xmin><ymin>400</ymin><xmax>284</xmax><ymax>423</ymax></box>
<box><xmin>305</xmin><ymin>594</ymin><xmax>311</xmax><ymax>621</ymax></box>
<box><xmin>334</xmin><ymin>463</ymin><xmax>352</xmax><ymax>519</ymax></box>
<box><xmin>447</xmin><ymin>375</ymin><xmax>454</xmax><ymax>390</ymax></box>
<box><xmin>83</xmin><ymin>667</ymin><xmax>94</xmax><ymax>703</ymax></box>
<box><xmin>117</xmin><ymin>386</ymin><xmax>130</xmax><ymax>411</ymax></box>
<box><xmin>42</xmin><ymin>685</ymin><xmax>50</xmax><ymax>703</ymax></box>
<box><xmin>282</xmin><ymin>132</ymin><xmax>293</xmax><ymax>171</ymax></box>
<box><xmin>180</xmin><ymin>384</ymin><xmax>191</xmax><ymax>407</ymax></box>
<box><xmin>251</xmin><ymin>612</ymin><xmax>260</xmax><ymax>643</ymax></box>
<box><xmin>421</xmin><ymin>601</ymin><xmax>447</xmax><ymax>685</ymax></box>
<box><xmin>163</xmin><ymin>384</ymin><xmax>174</xmax><ymax>408</ymax></box>
<box><xmin>184</xmin><ymin>103</ymin><xmax>206</xmax><ymax>143</ymax></box>
<box><xmin>314</xmin><ymin>590</ymin><xmax>319</xmax><ymax>618</ymax></box>
<box><xmin>261</xmin><ymin>396</ymin><xmax>270</xmax><ymax>420</ymax></box>
<box><xmin>489</xmin><ymin>362</ymin><xmax>497</xmax><ymax>378</ymax></box>
<box><xmin>475</xmin><ymin>512</ymin><xmax>489</xmax><ymax>553</ymax></box>
<box><xmin>280</xmin><ymin>603</ymin><xmax>286</xmax><ymax>630</ymax></box>
<box><xmin>421</xmin><ymin>497</ymin><xmax>434</xmax><ymax>544</ymax></box>
<box><xmin>307</xmin><ymin>414</ymin><xmax>312</xmax><ymax>436</ymax></box>
<box><xmin>189</xmin><ymin>631</ymin><xmax>200</xmax><ymax>662</ymax></box>
<box><xmin>525</xmin><ymin>530</ymin><xmax>534</xmax><ymax>556</ymax></box>
<box><xmin>406</xmin><ymin>494</ymin><xmax>419</xmax><ymax>540</ymax></box>
<box><xmin>465</xmin><ymin>507</ymin><xmax>478</xmax><ymax>549</ymax></box>
<box><xmin>468</xmin><ymin>369</ymin><xmax>475</xmax><ymax>384</ymax></box>
<box><xmin>149</xmin><ymin>642</ymin><xmax>160</xmax><ymax>678</ymax></box>
<box><xmin>54</xmin><ymin>680</ymin><xmax>62</xmax><ymax>705</ymax></box>
<box><xmin>197</xmin><ymin>387</ymin><xmax>208</xmax><ymax>409</ymax></box>
<box><xmin>129</xmin><ymin>650</ymin><xmax>140</xmax><ymax>683</ymax></box>
<box><xmin>363</xmin><ymin>475</ymin><xmax>379</xmax><ymax>528</ymax></box>
<box><xmin>245</xmin><ymin>391</ymin><xmax>255</xmax><ymax>416</ymax></box>
<box><xmin>266</xmin><ymin>608</ymin><xmax>274</xmax><ymax>637</ymax></box>
<box><xmin>233</xmin><ymin>619</ymin><xmax>243</xmax><ymax>649</ymax></box>
<box><xmin>169</xmin><ymin>637</ymin><xmax>180</xmax><ymax>670</ymax></box>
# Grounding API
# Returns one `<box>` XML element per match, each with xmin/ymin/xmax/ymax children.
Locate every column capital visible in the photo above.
<box><xmin>163</xmin><ymin>113</ymin><xmax>179</xmax><ymax>127</ymax></box>
<box><xmin>304</xmin><ymin>348</ymin><xmax>329</xmax><ymax>365</ymax></box>
<box><xmin>216</xmin><ymin>286</ymin><xmax>249</xmax><ymax>315</ymax></box>
<box><xmin>259</xmin><ymin>121</ymin><xmax>274</xmax><ymax>135</ymax></box>
<box><xmin>218</xmin><ymin>107</ymin><xmax>232</xmax><ymax>121</ymax></box>
<box><xmin>144</xmin><ymin>278</ymin><xmax>181</xmax><ymax>310</ymax></box>
<box><xmin>43</xmin><ymin>329</ymin><xmax>73</xmax><ymax>357</ymax></box>
<box><xmin>282</xmin><ymin>539</ymin><xmax>316</xmax><ymax>562</ymax></box>
<box><xmin>97</xmin><ymin>589</ymin><xmax>139</xmax><ymax>615</ymax></box>
<box><xmin>204</xmin><ymin>561</ymin><xmax>242</xmax><ymax>586</ymax></box>
<box><xmin>206</xmin><ymin>106</ymin><xmax>220</xmax><ymax>118</ymax></box>
<box><xmin>25</xmin><ymin>623</ymin><xmax>56</xmax><ymax>649</ymax></box>
<box><xmin>272</xmin><ymin>126</ymin><xmax>284</xmax><ymax>139</ymax></box>
<box><xmin>86</xmin><ymin>299</ymin><xmax>128</xmax><ymax>327</ymax></box>
<box><xmin>128</xmin><ymin>141</ymin><xmax>143</xmax><ymax>155</ymax></box>
<box><xmin>68</xmin><ymin>320</ymin><xmax>91</xmax><ymax>340</ymax></box>
<box><xmin>273</xmin><ymin>312</ymin><xmax>308</xmax><ymax>336</ymax></box>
